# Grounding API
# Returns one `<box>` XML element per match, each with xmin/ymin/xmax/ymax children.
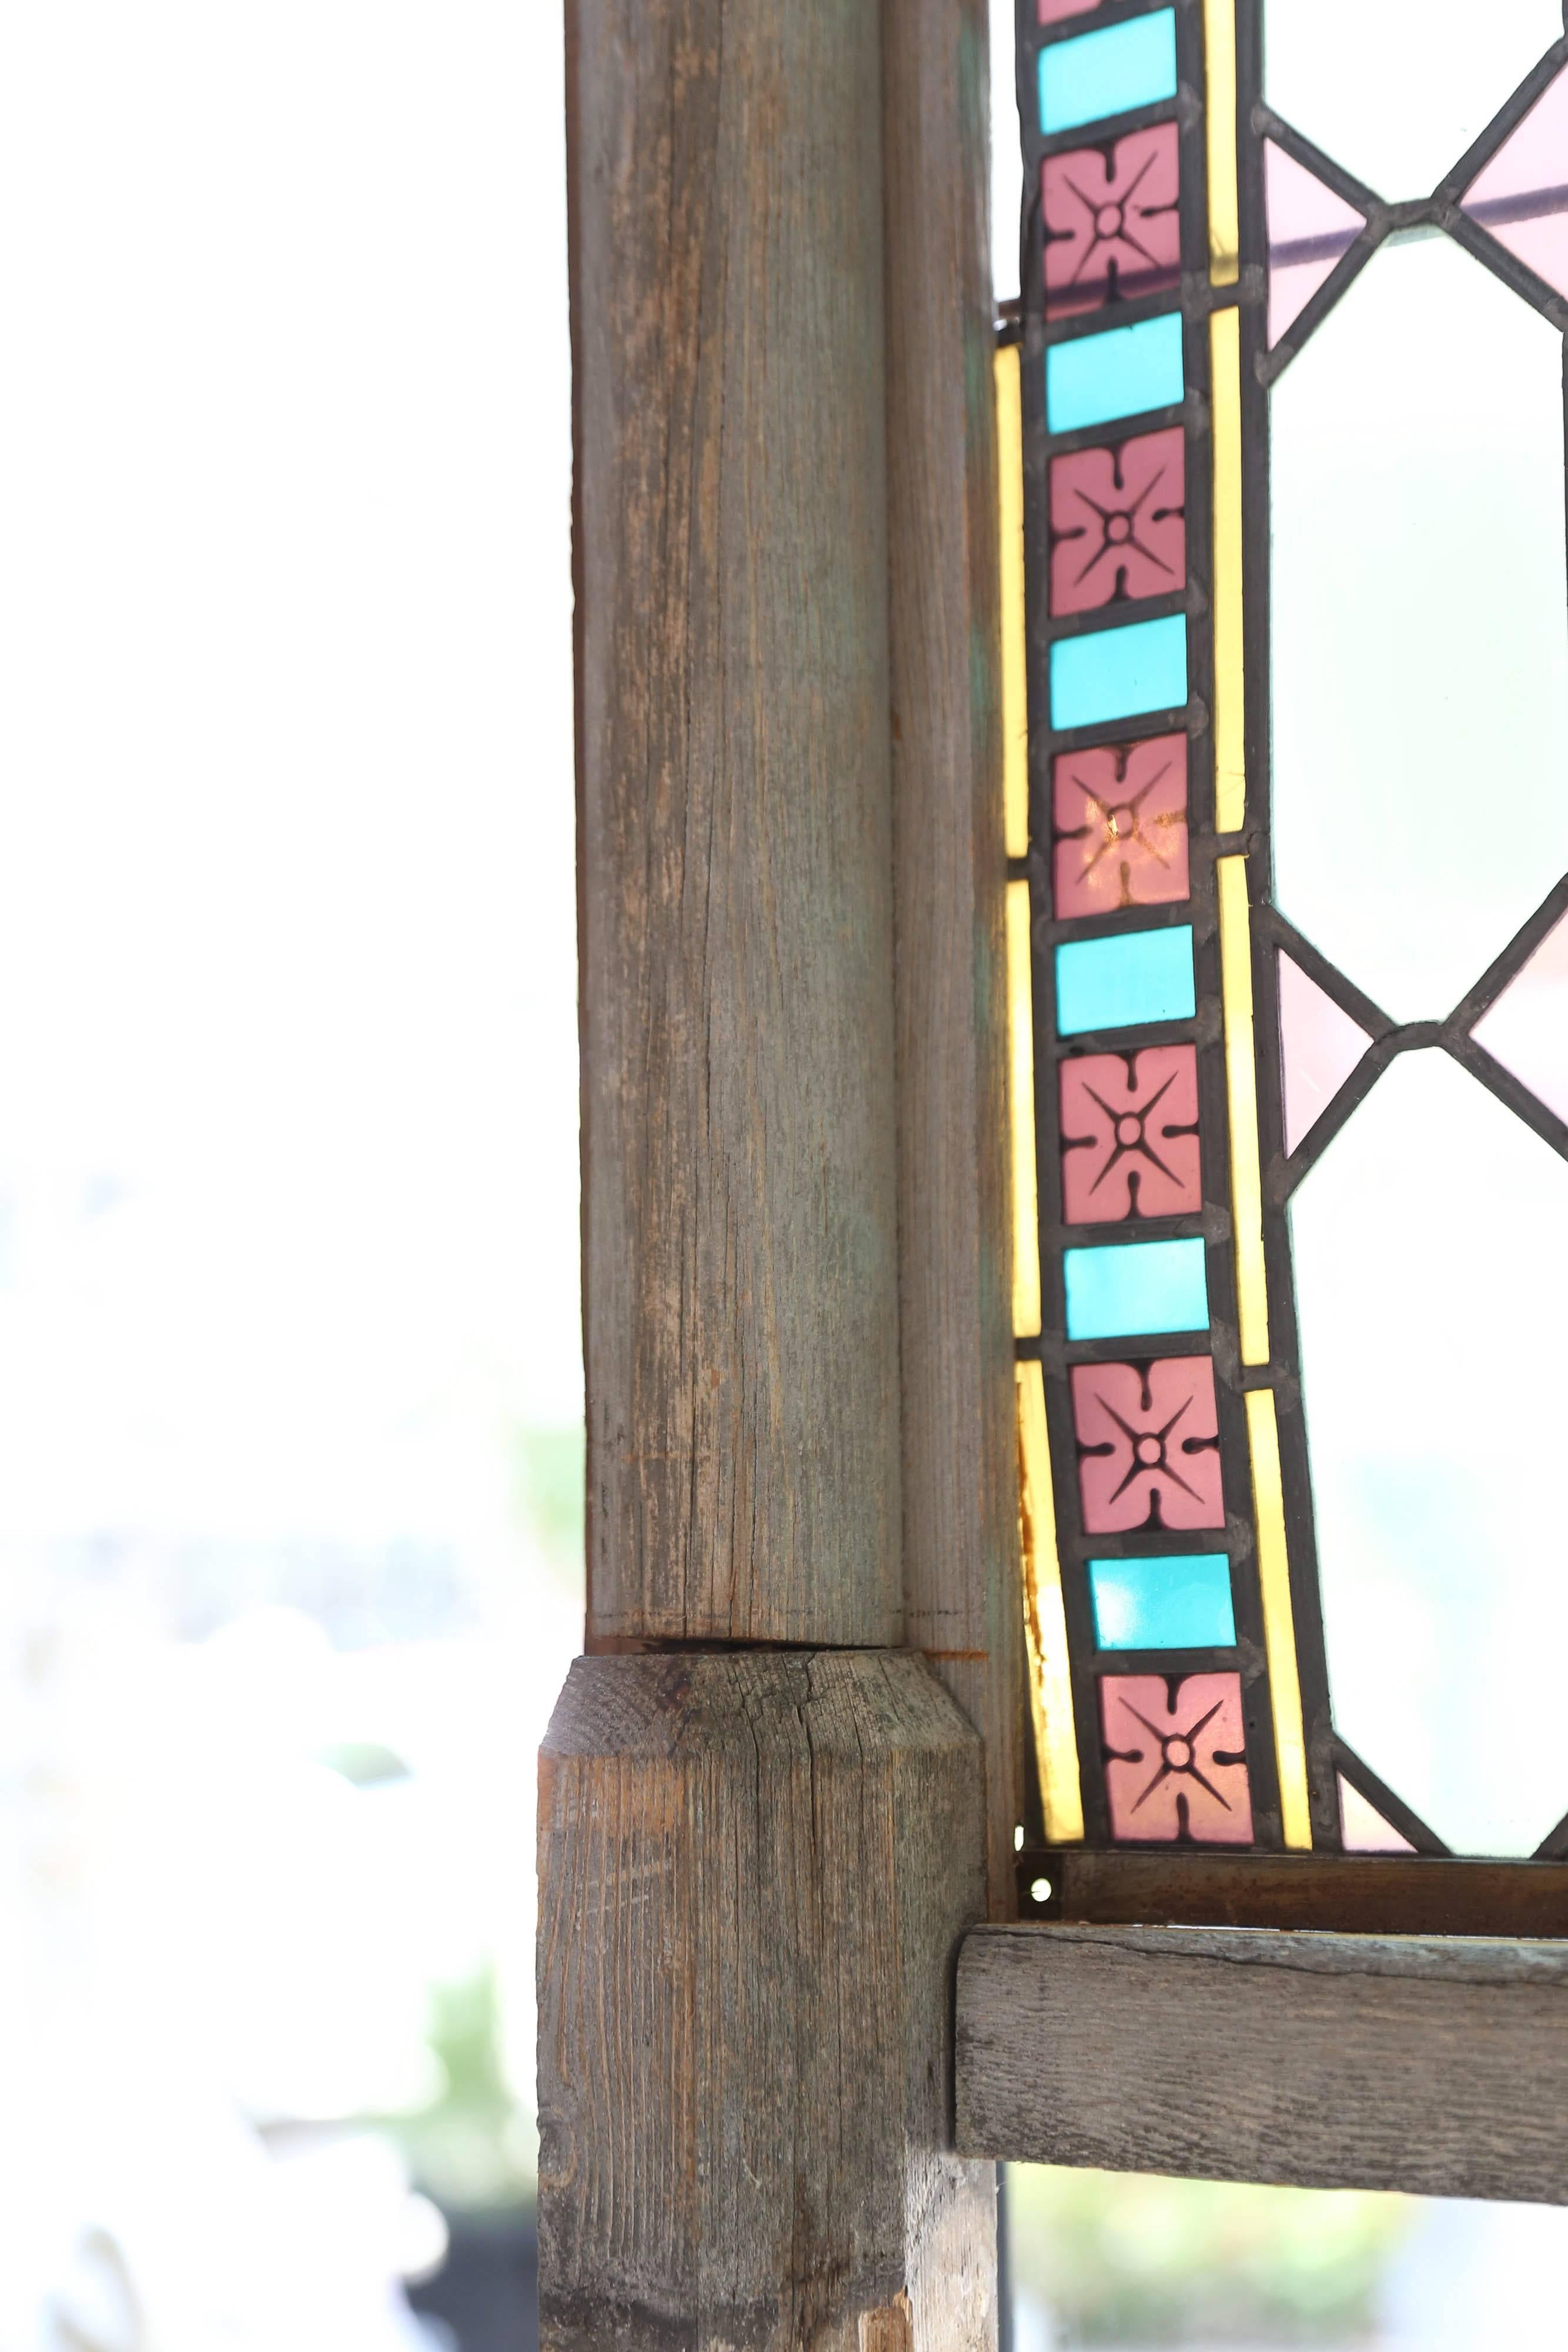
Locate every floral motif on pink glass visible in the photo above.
<box><xmin>1053</xmin><ymin>735</ymin><xmax>1189</xmax><ymax>917</ymax></box>
<box><xmin>1101</xmin><ymin>1672</ymin><xmax>1253</xmax><ymax>1843</ymax></box>
<box><xmin>1071</xmin><ymin>1355</ymin><xmax>1223</xmax><ymax>1533</ymax></box>
<box><xmin>1049</xmin><ymin>427</ymin><xmax>1185</xmax><ymax>615</ymax></box>
<box><xmin>1043</xmin><ymin>126</ymin><xmax>1181</xmax><ymax>320</ymax></box>
<box><xmin>1060</xmin><ymin>1045</ymin><xmax>1200</xmax><ymax>1222</ymax></box>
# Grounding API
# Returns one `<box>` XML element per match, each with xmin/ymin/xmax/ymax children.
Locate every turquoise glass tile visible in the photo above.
<box><xmin>1063</xmin><ymin>1236</ymin><xmax>1209</xmax><ymax>1338</ymax></box>
<box><xmin>1039</xmin><ymin>11</ymin><xmax>1178</xmax><ymax>135</ymax></box>
<box><xmin>1046</xmin><ymin>315</ymin><xmax>1185</xmax><ymax>433</ymax></box>
<box><xmin>1089</xmin><ymin>1553</ymin><xmax>1236</xmax><ymax>1650</ymax></box>
<box><xmin>1055</xmin><ymin>924</ymin><xmax>1194</xmax><ymax>1034</ymax></box>
<box><xmin>1050</xmin><ymin>614</ymin><xmax>1188</xmax><ymax>730</ymax></box>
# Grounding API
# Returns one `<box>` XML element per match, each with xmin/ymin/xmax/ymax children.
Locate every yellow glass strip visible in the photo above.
<box><xmin>995</xmin><ymin>343</ymin><xmax>1029</xmax><ymax>861</ymax></box>
<box><xmin>1007</xmin><ymin>877</ymin><xmax>1042</xmax><ymax>1339</ymax></box>
<box><xmin>1245</xmin><ymin>1386</ymin><xmax>1312</xmax><ymax>1849</ymax></box>
<box><xmin>1216</xmin><ymin>854</ymin><xmax>1269</xmax><ymax>1366</ymax></box>
<box><xmin>1017</xmin><ymin>1359</ymin><xmax>1084</xmax><ymax>1845</ymax></box>
<box><xmin>1209</xmin><ymin>304</ymin><xmax>1246</xmax><ymax>835</ymax></box>
<box><xmin>1203</xmin><ymin>0</ymin><xmax>1240</xmax><ymax>285</ymax></box>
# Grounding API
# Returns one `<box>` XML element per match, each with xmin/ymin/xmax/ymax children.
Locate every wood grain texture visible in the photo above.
<box><xmin>537</xmin><ymin>1651</ymin><xmax>998</xmax><ymax>2350</ymax></box>
<box><xmin>956</xmin><ymin>1923</ymin><xmax>1568</xmax><ymax>2203</ymax></box>
<box><xmin>571</xmin><ymin>0</ymin><xmax>902</xmax><ymax>1646</ymax></box>
<box><xmin>1019</xmin><ymin>1847</ymin><xmax>1568</xmax><ymax>1938</ymax></box>
<box><xmin>884</xmin><ymin>0</ymin><xmax>1024</xmax><ymax>1917</ymax></box>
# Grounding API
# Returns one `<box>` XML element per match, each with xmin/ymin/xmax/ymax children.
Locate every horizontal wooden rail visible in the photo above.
<box><xmin>956</xmin><ymin>1923</ymin><xmax>1568</xmax><ymax>2203</ymax></box>
<box><xmin>1015</xmin><ymin>1847</ymin><xmax>1568</xmax><ymax>1937</ymax></box>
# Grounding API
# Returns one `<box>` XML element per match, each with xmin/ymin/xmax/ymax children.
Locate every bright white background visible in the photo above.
<box><xmin>0</xmin><ymin>4</ymin><xmax>579</xmax><ymax>2342</ymax></box>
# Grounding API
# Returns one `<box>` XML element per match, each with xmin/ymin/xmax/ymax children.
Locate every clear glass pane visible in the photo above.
<box><xmin>1271</xmin><ymin>232</ymin><xmax>1568</xmax><ymax>1020</ymax></box>
<box><xmin>1264</xmin><ymin>0</ymin><xmax>1559</xmax><ymax>198</ymax></box>
<box><xmin>1290</xmin><ymin>1050</ymin><xmax>1568</xmax><ymax>1856</ymax></box>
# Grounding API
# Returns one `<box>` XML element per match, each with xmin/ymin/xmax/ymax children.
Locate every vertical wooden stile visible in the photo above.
<box><xmin>541</xmin><ymin>0</ymin><xmax>1007</xmax><ymax>2339</ymax></box>
<box><xmin>884</xmin><ymin>0</ymin><xmax>1027</xmax><ymax>1916</ymax></box>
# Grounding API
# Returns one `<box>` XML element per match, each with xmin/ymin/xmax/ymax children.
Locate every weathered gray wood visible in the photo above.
<box><xmin>884</xmin><ymin>0</ymin><xmax>1024</xmax><ymax>1917</ymax></box>
<box><xmin>955</xmin><ymin>1923</ymin><xmax>1568</xmax><ymax>2204</ymax></box>
<box><xmin>571</xmin><ymin>0</ymin><xmax>902</xmax><ymax>1646</ymax></box>
<box><xmin>538</xmin><ymin>1651</ymin><xmax>999</xmax><ymax>2350</ymax></box>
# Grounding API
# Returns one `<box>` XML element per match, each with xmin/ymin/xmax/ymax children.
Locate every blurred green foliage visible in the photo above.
<box><xmin>385</xmin><ymin>1969</ymin><xmax>536</xmax><ymax>2213</ymax></box>
<box><xmin>513</xmin><ymin>1425</ymin><xmax>586</xmax><ymax>1581</ymax></box>
<box><xmin>1009</xmin><ymin>2166</ymin><xmax>1416</xmax><ymax>2345</ymax></box>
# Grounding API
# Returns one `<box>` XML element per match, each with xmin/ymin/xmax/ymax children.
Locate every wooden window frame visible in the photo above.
<box><xmin>541</xmin><ymin>3</ymin><xmax>1568</xmax><ymax>2342</ymax></box>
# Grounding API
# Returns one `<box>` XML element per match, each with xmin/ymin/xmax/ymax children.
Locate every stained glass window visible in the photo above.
<box><xmin>1004</xmin><ymin>0</ymin><xmax>1568</xmax><ymax>1887</ymax></box>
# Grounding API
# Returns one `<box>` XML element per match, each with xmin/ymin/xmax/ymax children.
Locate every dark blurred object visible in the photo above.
<box><xmin>409</xmin><ymin>2211</ymin><xmax>538</xmax><ymax>2352</ymax></box>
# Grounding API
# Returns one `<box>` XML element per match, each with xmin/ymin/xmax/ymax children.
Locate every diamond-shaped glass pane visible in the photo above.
<box><xmin>1462</xmin><ymin>62</ymin><xmax>1568</xmax><ymax>298</ymax></box>
<box><xmin>1265</xmin><ymin>140</ymin><xmax>1366</xmax><ymax>348</ymax></box>
<box><xmin>1265</xmin><ymin>0</ymin><xmax>1559</xmax><ymax>199</ymax></box>
<box><xmin>1278</xmin><ymin>952</ymin><xmax>1373</xmax><ymax>1155</ymax></box>
<box><xmin>1292</xmin><ymin>1050</ymin><xmax>1568</xmax><ymax>1856</ymax></box>
<box><xmin>1471</xmin><ymin>908</ymin><xmax>1568</xmax><ymax>1122</ymax></box>
<box><xmin>1271</xmin><ymin>233</ymin><xmax>1568</xmax><ymax>1020</ymax></box>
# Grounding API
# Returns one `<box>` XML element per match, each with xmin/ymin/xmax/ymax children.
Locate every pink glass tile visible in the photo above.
<box><xmin>1277</xmin><ymin>951</ymin><xmax>1373</xmax><ymax>1157</ymax></box>
<box><xmin>1339</xmin><ymin>1775</ymin><xmax>1415</xmax><ymax>1855</ymax></box>
<box><xmin>1470</xmin><ymin>907</ymin><xmax>1568</xmax><ymax>1123</ymax></box>
<box><xmin>1462</xmin><ymin>64</ymin><xmax>1568</xmax><ymax>299</ymax></box>
<box><xmin>1263</xmin><ymin>139</ymin><xmax>1366</xmax><ymax>349</ymax></box>
<box><xmin>1049</xmin><ymin>427</ymin><xmax>1185</xmax><ymax>615</ymax></box>
<box><xmin>1040</xmin><ymin>0</ymin><xmax>1101</xmax><ymax>18</ymax></box>
<box><xmin>1060</xmin><ymin>1044</ymin><xmax>1201</xmax><ymax>1222</ymax></box>
<box><xmin>1054</xmin><ymin>735</ymin><xmax>1189</xmax><ymax>916</ymax></box>
<box><xmin>1102</xmin><ymin>1672</ymin><xmax>1253</xmax><ymax>1843</ymax></box>
<box><xmin>1071</xmin><ymin>1355</ymin><xmax>1223</xmax><ymax>1533</ymax></box>
<box><xmin>1043</xmin><ymin>126</ymin><xmax>1181</xmax><ymax>320</ymax></box>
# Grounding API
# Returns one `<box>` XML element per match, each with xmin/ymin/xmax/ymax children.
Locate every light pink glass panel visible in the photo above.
<box><xmin>1060</xmin><ymin>1044</ymin><xmax>1200</xmax><ymax>1221</ymax></box>
<box><xmin>1102</xmin><ymin>1672</ymin><xmax>1253</xmax><ymax>1843</ymax></box>
<box><xmin>1071</xmin><ymin>1355</ymin><xmax>1223</xmax><ymax>1532</ymax></box>
<box><xmin>1040</xmin><ymin>0</ymin><xmax>1101</xmax><ymax>18</ymax></box>
<box><xmin>1264</xmin><ymin>139</ymin><xmax>1366</xmax><ymax>348</ymax></box>
<box><xmin>1054</xmin><ymin>735</ymin><xmax>1189</xmax><ymax>916</ymax></box>
<box><xmin>1471</xmin><ymin>907</ymin><xmax>1568</xmax><ymax>1122</ymax></box>
<box><xmin>1049</xmin><ymin>426</ymin><xmax>1185</xmax><ymax>614</ymax></box>
<box><xmin>1462</xmin><ymin>65</ymin><xmax>1568</xmax><ymax>299</ymax></box>
<box><xmin>1277</xmin><ymin>951</ymin><xmax>1372</xmax><ymax>1156</ymax></box>
<box><xmin>1043</xmin><ymin>127</ymin><xmax>1181</xmax><ymax>319</ymax></box>
<box><xmin>1339</xmin><ymin>1776</ymin><xmax>1415</xmax><ymax>1854</ymax></box>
